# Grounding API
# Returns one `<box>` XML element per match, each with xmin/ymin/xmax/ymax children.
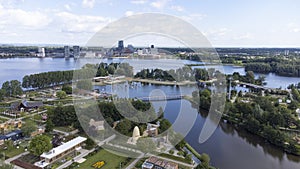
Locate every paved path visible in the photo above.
<box><xmin>4</xmin><ymin>151</ymin><xmax>29</xmax><ymax>164</ymax></box>
<box><xmin>125</xmin><ymin>153</ymin><xmax>143</xmax><ymax>169</ymax></box>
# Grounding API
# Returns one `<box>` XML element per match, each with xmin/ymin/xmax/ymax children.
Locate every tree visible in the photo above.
<box><xmin>136</xmin><ymin>138</ymin><xmax>156</xmax><ymax>153</ymax></box>
<box><xmin>1</xmin><ymin>81</ymin><xmax>10</xmax><ymax>97</ymax></box>
<box><xmin>29</xmin><ymin>135</ymin><xmax>52</xmax><ymax>156</ymax></box>
<box><xmin>45</xmin><ymin>119</ymin><xmax>54</xmax><ymax>132</ymax></box>
<box><xmin>56</xmin><ymin>91</ymin><xmax>67</xmax><ymax>99</ymax></box>
<box><xmin>10</xmin><ymin>80</ymin><xmax>23</xmax><ymax>96</ymax></box>
<box><xmin>0</xmin><ymin>89</ymin><xmax>4</xmax><ymax>101</ymax></box>
<box><xmin>62</xmin><ymin>85</ymin><xmax>72</xmax><ymax>94</ymax></box>
<box><xmin>21</xmin><ymin>120</ymin><xmax>36</xmax><ymax>137</ymax></box>
<box><xmin>185</xmin><ymin>154</ymin><xmax>193</xmax><ymax>163</ymax></box>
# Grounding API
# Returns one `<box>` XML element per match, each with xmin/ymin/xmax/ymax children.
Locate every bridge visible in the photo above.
<box><xmin>236</xmin><ymin>81</ymin><xmax>276</xmax><ymax>91</ymax></box>
<box><xmin>137</xmin><ymin>95</ymin><xmax>184</xmax><ymax>102</ymax></box>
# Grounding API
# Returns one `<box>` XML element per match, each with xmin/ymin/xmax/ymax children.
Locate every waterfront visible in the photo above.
<box><xmin>1</xmin><ymin>57</ymin><xmax>300</xmax><ymax>169</ymax></box>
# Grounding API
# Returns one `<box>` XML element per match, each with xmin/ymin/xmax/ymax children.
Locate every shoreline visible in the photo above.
<box><xmin>93</xmin><ymin>78</ymin><xmax>197</xmax><ymax>86</ymax></box>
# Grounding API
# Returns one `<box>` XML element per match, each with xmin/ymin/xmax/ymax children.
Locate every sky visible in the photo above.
<box><xmin>0</xmin><ymin>0</ymin><xmax>300</xmax><ymax>47</ymax></box>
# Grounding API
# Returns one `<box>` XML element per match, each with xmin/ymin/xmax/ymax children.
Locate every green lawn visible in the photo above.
<box><xmin>77</xmin><ymin>149</ymin><xmax>129</xmax><ymax>169</ymax></box>
<box><xmin>2</xmin><ymin>146</ymin><xmax>25</xmax><ymax>158</ymax></box>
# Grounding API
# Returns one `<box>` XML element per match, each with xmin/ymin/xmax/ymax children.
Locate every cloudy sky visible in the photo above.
<box><xmin>0</xmin><ymin>0</ymin><xmax>300</xmax><ymax>47</ymax></box>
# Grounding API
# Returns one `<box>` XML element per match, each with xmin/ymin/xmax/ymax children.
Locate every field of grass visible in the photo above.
<box><xmin>77</xmin><ymin>149</ymin><xmax>130</xmax><ymax>169</ymax></box>
<box><xmin>1</xmin><ymin>146</ymin><xmax>25</xmax><ymax>158</ymax></box>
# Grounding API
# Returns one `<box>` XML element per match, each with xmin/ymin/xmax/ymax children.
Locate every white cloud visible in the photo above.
<box><xmin>55</xmin><ymin>12</ymin><xmax>112</xmax><ymax>33</ymax></box>
<box><xmin>82</xmin><ymin>0</ymin><xmax>95</xmax><ymax>8</ymax></box>
<box><xmin>64</xmin><ymin>4</ymin><xmax>72</xmax><ymax>11</ymax></box>
<box><xmin>288</xmin><ymin>22</ymin><xmax>300</xmax><ymax>33</ymax></box>
<box><xmin>171</xmin><ymin>5</ymin><xmax>184</xmax><ymax>12</ymax></box>
<box><xmin>150</xmin><ymin>0</ymin><xmax>171</xmax><ymax>9</ymax></box>
<box><xmin>130</xmin><ymin>0</ymin><xmax>148</xmax><ymax>4</ymax></box>
<box><xmin>0</xmin><ymin>8</ymin><xmax>51</xmax><ymax>29</ymax></box>
<box><xmin>233</xmin><ymin>33</ymin><xmax>253</xmax><ymax>40</ymax></box>
<box><xmin>125</xmin><ymin>11</ymin><xmax>135</xmax><ymax>17</ymax></box>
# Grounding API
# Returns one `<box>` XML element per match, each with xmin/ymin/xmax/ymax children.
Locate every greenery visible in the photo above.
<box><xmin>193</xmin><ymin>86</ymin><xmax>300</xmax><ymax>155</ymax></box>
<box><xmin>76</xmin><ymin>149</ymin><xmax>129</xmax><ymax>169</ymax></box>
<box><xmin>1</xmin><ymin>80</ymin><xmax>23</xmax><ymax>97</ymax></box>
<box><xmin>134</xmin><ymin>67</ymin><xmax>211</xmax><ymax>82</ymax></box>
<box><xmin>29</xmin><ymin>135</ymin><xmax>52</xmax><ymax>156</ymax></box>
<box><xmin>21</xmin><ymin>119</ymin><xmax>37</xmax><ymax>137</ymax></box>
<box><xmin>56</xmin><ymin>90</ymin><xmax>67</xmax><ymax>99</ymax></box>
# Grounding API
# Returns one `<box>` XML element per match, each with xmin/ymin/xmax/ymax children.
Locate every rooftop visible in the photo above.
<box><xmin>41</xmin><ymin>136</ymin><xmax>87</xmax><ymax>159</ymax></box>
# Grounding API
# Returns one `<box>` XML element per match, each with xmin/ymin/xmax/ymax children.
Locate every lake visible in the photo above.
<box><xmin>1</xmin><ymin>57</ymin><xmax>300</xmax><ymax>169</ymax></box>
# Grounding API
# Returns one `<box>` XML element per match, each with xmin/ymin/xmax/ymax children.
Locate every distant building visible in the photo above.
<box><xmin>35</xmin><ymin>136</ymin><xmax>87</xmax><ymax>168</ymax></box>
<box><xmin>118</xmin><ymin>40</ymin><xmax>124</xmax><ymax>51</ymax></box>
<box><xmin>73</xmin><ymin>46</ymin><xmax>80</xmax><ymax>59</ymax></box>
<box><xmin>64</xmin><ymin>46</ymin><xmax>70</xmax><ymax>58</ymax></box>
<box><xmin>38</xmin><ymin>47</ymin><xmax>46</xmax><ymax>57</ymax></box>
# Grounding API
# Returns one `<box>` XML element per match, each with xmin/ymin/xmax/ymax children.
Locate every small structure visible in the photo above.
<box><xmin>31</xmin><ymin>127</ymin><xmax>45</xmax><ymax>137</ymax></box>
<box><xmin>145</xmin><ymin>122</ymin><xmax>160</xmax><ymax>137</ymax></box>
<box><xmin>0</xmin><ymin>130</ymin><xmax>23</xmax><ymax>145</ymax></box>
<box><xmin>10</xmin><ymin>100</ymin><xmax>43</xmax><ymax>112</ymax></box>
<box><xmin>35</xmin><ymin>136</ymin><xmax>87</xmax><ymax>168</ymax></box>
<box><xmin>127</xmin><ymin>126</ymin><xmax>141</xmax><ymax>145</ymax></box>
<box><xmin>89</xmin><ymin>119</ymin><xmax>104</xmax><ymax>131</ymax></box>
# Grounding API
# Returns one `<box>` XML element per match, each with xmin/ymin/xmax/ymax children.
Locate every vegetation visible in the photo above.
<box><xmin>29</xmin><ymin>135</ymin><xmax>52</xmax><ymax>156</ymax></box>
<box><xmin>21</xmin><ymin>119</ymin><xmax>37</xmax><ymax>137</ymax></box>
<box><xmin>193</xmin><ymin>87</ymin><xmax>300</xmax><ymax>155</ymax></box>
<box><xmin>1</xmin><ymin>80</ymin><xmax>23</xmax><ymax>97</ymax></box>
<box><xmin>77</xmin><ymin>149</ymin><xmax>130</xmax><ymax>169</ymax></box>
<box><xmin>134</xmin><ymin>67</ymin><xmax>211</xmax><ymax>82</ymax></box>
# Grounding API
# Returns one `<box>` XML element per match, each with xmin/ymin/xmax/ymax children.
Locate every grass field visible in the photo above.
<box><xmin>77</xmin><ymin>149</ymin><xmax>130</xmax><ymax>169</ymax></box>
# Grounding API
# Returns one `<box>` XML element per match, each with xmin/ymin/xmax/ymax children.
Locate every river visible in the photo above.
<box><xmin>1</xmin><ymin>57</ymin><xmax>300</xmax><ymax>169</ymax></box>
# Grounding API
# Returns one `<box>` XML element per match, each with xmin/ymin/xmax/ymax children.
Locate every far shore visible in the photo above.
<box><xmin>93</xmin><ymin>77</ymin><xmax>197</xmax><ymax>86</ymax></box>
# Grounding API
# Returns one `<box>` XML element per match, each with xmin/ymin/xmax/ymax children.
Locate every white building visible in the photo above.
<box><xmin>35</xmin><ymin>136</ymin><xmax>87</xmax><ymax>168</ymax></box>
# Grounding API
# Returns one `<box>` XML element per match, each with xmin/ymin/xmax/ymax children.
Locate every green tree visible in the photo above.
<box><xmin>1</xmin><ymin>81</ymin><xmax>10</xmax><ymax>97</ymax></box>
<box><xmin>45</xmin><ymin>119</ymin><xmax>54</xmax><ymax>132</ymax></box>
<box><xmin>62</xmin><ymin>85</ymin><xmax>72</xmax><ymax>94</ymax></box>
<box><xmin>0</xmin><ymin>89</ymin><xmax>4</xmax><ymax>101</ymax></box>
<box><xmin>10</xmin><ymin>80</ymin><xmax>23</xmax><ymax>96</ymax></box>
<box><xmin>56</xmin><ymin>90</ymin><xmax>67</xmax><ymax>99</ymax></box>
<box><xmin>21</xmin><ymin>120</ymin><xmax>36</xmax><ymax>137</ymax></box>
<box><xmin>29</xmin><ymin>135</ymin><xmax>52</xmax><ymax>156</ymax></box>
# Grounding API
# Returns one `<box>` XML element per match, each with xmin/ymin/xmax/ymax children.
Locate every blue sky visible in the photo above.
<box><xmin>0</xmin><ymin>0</ymin><xmax>300</xmax><ymax>47</ymax></box>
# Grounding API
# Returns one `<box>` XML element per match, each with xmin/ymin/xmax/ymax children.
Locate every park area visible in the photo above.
<box><xmin>77</xmin><ymin>149</ymin><xmax>133</xmax><ymax>169</ymax></box>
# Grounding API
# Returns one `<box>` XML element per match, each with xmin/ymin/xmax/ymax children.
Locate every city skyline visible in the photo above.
<box><xmin>0</xmin><ymin>0</ymin><xmax>300</xmax><ymax>47</ymax></box>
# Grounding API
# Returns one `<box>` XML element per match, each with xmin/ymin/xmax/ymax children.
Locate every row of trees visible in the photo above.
<box><xmin>21</xmin><ymin>62</ymin><xmax>134</xmax><ymax>89</ymax></box>
<box><xmin>134</xmin><ymin>67</ymin><xmax>212</xmax><ymax>82</ymax></box>
<box><xmin>245</xmin><ymin>61</ymin><xmax>300</xmax><ymax>77</ymax></box>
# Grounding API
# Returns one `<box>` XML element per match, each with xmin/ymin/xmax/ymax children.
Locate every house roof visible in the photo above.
<box><xmin>41</xmin><ymin>136</ymin><xmax>87</xmax><ymax>159</ymax></box>
<box><xmin>21</xmin><ymin>100</ymin><xmax>43</xmax><ymax>108</ymax></box>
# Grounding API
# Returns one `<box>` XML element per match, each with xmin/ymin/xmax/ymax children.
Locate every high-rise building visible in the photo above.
<box><xmin>73</xmin><ymin>46</ymin><xmax>80</xmax><ymax>59</ymax></box>
<box><xmin>64</xmin><ymin>46</ymin><xmax>70</xmax><ymax>58</ymax></box>
<box><xmin>118</xmin><ymin>40</ymin><xmax>124</xmax><ymax>51</ymax></box>
<box><xmin>38</xmin><ymin>47</ymin><xmax>45</xmax><ymax>57</ymax></box>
